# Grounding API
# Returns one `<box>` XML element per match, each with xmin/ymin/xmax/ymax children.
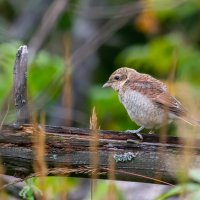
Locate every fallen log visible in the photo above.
<box><xmin>0</xmin><ymin>124</ymin><xmax>198</xmax><ymax>185</ymax></box>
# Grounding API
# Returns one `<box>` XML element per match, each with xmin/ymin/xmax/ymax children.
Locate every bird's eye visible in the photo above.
<box><xmin>114</xmin><ymin>76</ymin><xmax>120</xmax><ymax>80</ymax></box>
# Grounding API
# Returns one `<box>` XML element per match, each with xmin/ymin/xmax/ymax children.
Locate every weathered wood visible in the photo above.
<box><xmin>13</xmin><ymin>46</ymin><xmax>29</xmax><ymax>123</ymax></box>
<box><xmin>0</xmin><ymin>124</ymin><xmax>199</xmax><ymax>185</ymax></box>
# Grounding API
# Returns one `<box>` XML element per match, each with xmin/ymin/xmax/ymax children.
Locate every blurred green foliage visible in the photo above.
<box><xmin>90</xmin><ymin>86</ymin><xmax>136</xmax><ymax>131</ymax></box>
<box><xmin>157</xmin><ymin>169</ymin><xmax>200</xmax><ymax>200</ymax></box>
<box><xmin>28</xmin><ymin>51</ymin><xmax>64</xmax><ymax>101</ymax></box>
<box><xmin>117</xmin><ymin>33</ymin><xmax>200</xmax><ymax>84</ymax></box>
<box><xmin>34</xmin><ymin>177</ymin><xmax>78</xmax><ymax>199</ymax></box>
<box><xmin>86</xmin><ymin>181</ymin><xmax>124</xmax><ymax>200</ymax></box>
<box><xmin>20</xmin><ymin>177</ymin><xmax>78</xmax><ymax>200</ymax></box>
<box><xmin>19</xmin><ymin>178</ymin><xmax>42</xmax><ymax>200</ymax></box>
<box><xmin>0</xmin><ymin>42</ymin><xmax>21</xmax><ymax>108</ymax></box>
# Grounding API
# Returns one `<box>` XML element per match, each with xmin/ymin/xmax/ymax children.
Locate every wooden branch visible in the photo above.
<box><xmin>0</xmin><ymin>124</ymin><xmax>199</xmax><ymax>185</ymax></box>
<box><xmin>13</xmin><ymin>46</ymin><xmax>29</xmax><ymax>124</ymax></box>
<box><xmin>29</xmin><ymin>0</ymin><xmax>68</xmax><ymax>59</ymax></box>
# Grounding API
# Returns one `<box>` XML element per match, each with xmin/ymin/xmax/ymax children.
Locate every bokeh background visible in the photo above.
<box><xmin>1</xmin><ymin>0</ymin><xmax>200</xmax><ymax>199</ymax></box>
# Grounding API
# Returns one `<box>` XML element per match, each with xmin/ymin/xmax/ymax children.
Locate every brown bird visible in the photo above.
<box><xmin>103</xmin><ymin>67</ymin><xmax>199</xmax><ymax>138</ymax></box>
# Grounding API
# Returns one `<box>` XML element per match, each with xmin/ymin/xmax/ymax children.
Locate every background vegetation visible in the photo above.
<box><xmin>0</xmin><ymin>0</ymin><xmax>200</xmax><ymax>199</ymax></box>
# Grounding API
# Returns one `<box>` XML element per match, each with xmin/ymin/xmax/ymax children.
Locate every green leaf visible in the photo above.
<box><xmin>189</xmin><ymin>169</ymin><xmax>200</xmax><ymax>183</ymax></box>
<box><xmin>28</xmin><ymin>51</ymin><xmax>64</xmax><ymax>102</ymax></box>
<box><xmin>0</xmin><ymin>41</ymin><xmax>21</xmax><ymax>108</ymax></box>
<box><xmin>156</xmin><ymin>183</ymin><xmax>200</xmax><ymax>200</ymax></box>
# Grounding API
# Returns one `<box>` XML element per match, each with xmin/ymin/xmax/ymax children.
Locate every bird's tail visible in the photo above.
<box><xmin>178</xmin><ymin>115</ymin><xmax>200</xmax><ymax>127</ymax></box>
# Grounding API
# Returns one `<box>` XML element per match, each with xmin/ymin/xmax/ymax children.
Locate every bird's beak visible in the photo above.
<box><xmin>102</xmin><ymin>81</ymin><xmax>111</xmax><ymax>88</ymax></box>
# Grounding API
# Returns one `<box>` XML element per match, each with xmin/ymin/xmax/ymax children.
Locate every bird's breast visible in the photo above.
<box><xmin>118</xmin><ymin>89</ymin><xmax>167</xmax><ymax>129</ymax></box>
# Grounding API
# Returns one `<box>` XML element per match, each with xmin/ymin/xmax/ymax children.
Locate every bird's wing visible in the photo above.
<box><xmin>125</xmin><ymin>74</ymin><xmax>187</xmax><ymax>117</ymax></box>
<box><xmin>125</xmin><ymin>73</ymin><xmax>167</xmax><ymax>96</ymax></box>
<box><xmin>153</xmin><ymin>92</ymin><xmax>187</xmax><ymax>116</ymax></box>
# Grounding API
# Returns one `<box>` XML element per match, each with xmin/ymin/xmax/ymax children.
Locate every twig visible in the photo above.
<box><xmin>71</xmin><ymin>2</ymin><xmax>141</xmax><ymax>68</ymax></box>
<box><xmin>0</xmin><ymin>101</ymin><xmax>10</xmax><ymax>130</ymax></box>
<box><xmin>71</xmin><ymin>0</ymin><xmax>186</xmax><ymax>19</ymax></box>
<box><xmin>29</xmin><ymin>0</ymin><xmax>69</xmax><ymax>59</ymax></box>
<box><xmin>13</xmin><ymin>45</ymin><xmax>29</xmax><ymax>124</ymax></box>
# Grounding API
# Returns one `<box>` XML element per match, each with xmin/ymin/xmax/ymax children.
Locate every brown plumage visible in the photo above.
<box><xmin>103</xmin><ymin>67</ymin><xmax>199</xmax><ymax>134</ymax></box>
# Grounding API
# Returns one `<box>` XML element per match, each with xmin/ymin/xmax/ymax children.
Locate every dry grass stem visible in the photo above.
<box><xmin>168</xmin><ymin>81</ymin><xmax>200</xmax><ymax>187</ymax></box>
<box><xmin>89</xmin><ymin>107</ymin><xmax>99</xmax><ymax>198</ymax></box>
<box><xmin>32</xmin><ymin>112</ymin><xmax>48</xmax><ymax>199</ymax></box>
<box><xmin>107</xmin><ymin>154</ymin><xmax>117</xmax><ymax>200</ymax></box>
<box><xmin>0</xmin><ymin>160</ymin><xmax>8</xmax><ymax>199</ymax></box>
<box><xmin>63</xmin><ymin>34</ymin><xmax>73</xmax><ymax>127</ymax></box>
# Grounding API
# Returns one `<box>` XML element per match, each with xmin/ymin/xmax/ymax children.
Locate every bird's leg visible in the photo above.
<box><xmin>126</xmin><ymin>126</ymin><xmax>144</xmax><ymax>134</ymax></box>
<box><xmin>125</xmin><ymin>125</ymin><xmax>144</xmax><ymax>140</ymax></box>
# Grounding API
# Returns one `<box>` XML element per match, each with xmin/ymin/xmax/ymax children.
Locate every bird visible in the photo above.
<box><xmin>103</xmin><ymin>67</ymin><xmax>200</xmax><ymax>139</ymax></box>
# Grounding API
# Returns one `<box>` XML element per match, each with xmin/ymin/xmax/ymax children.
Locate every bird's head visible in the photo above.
<box><xmin>103</xmin><ymin>67</ymin><xmax>138</xmax><ymax>91</ymax></box>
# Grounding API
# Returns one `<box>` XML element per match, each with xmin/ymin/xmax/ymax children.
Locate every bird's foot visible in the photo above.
<box><xmin>125</xmin><ymin>130</ymin><xmax>143</xmax><ymax>141</ymax></box>
<box><xmin>125</xmin><ymin>125</ymin><xmax>144</xmax><ymax>141</ymax></box>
